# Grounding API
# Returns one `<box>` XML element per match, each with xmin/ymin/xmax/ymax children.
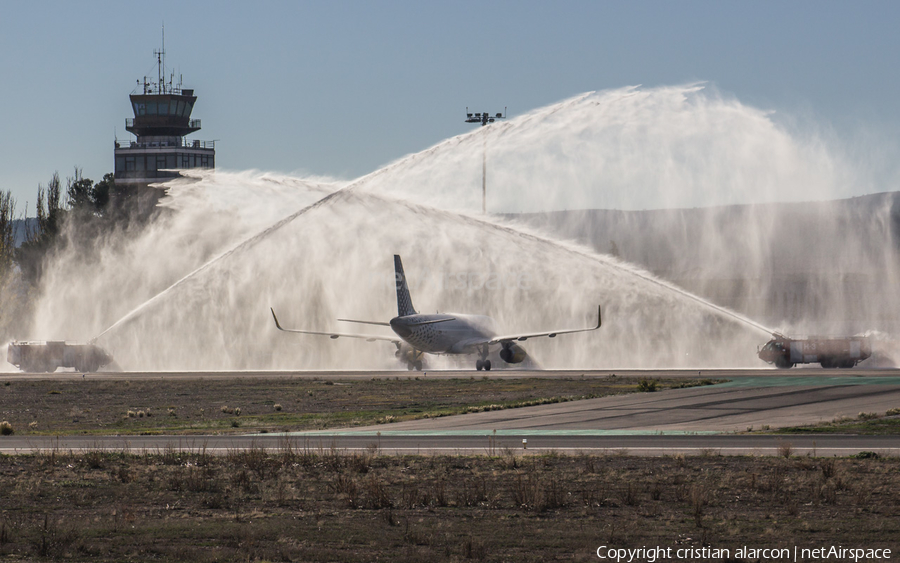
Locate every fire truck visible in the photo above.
<box><xmin>6</xmin><ymin>341</ymin><xmax>112</xmax><ymax>373</ymax></box>
<box><xmin>758</xmin><ymin>333</ymin><xmax>871</xmax><ymax>369</ymax></box>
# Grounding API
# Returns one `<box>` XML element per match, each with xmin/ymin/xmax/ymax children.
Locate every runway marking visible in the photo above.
<box><xmin>714</xmin><ymin>376</ymin><xmax>900</xmax><ymax>387</ymax></box>
<box><xmin>0</xmin><ymin>447</ymin><xmax>895</xmax><ymax>457</ymax></box>
<box><xmin>267</xmin><ymin>429</ymin><xmax>723</xmax><ymax>436</ymax></box>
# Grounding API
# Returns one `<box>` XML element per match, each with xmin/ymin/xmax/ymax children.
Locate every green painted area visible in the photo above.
<box><xmin>713</xmin><ymin>376</ymin><xmax>900</xmax><ymax>388</ymax></box>
<box><xmin>265</xmin><ymin>429</ymin><xmax>721</xmax><ymax>437</ymax></box>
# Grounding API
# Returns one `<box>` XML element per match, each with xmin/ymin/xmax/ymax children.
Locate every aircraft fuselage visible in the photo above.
<box><xmin>389</xmin><ymin>313</ymin><xmax>497</xmax><ymax>354</ymax></box>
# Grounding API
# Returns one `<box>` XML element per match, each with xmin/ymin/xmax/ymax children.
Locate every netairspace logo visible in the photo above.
<box><xmin>596</xmin><ymin>545</ymin><xmax>892</xmax><ymax>562</ymax></box>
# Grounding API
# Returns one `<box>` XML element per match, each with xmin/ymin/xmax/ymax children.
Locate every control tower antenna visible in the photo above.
<box><xmin>154</xmin><ymin>24</ymin><xmax>167</xmax><ymax>94</ymax></box>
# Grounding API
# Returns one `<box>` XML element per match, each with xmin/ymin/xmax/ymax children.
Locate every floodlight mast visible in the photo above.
<box><xmin>465</xmin><ymin>107</ymin><xmax>506</xmax><ymax>213</ymax></box>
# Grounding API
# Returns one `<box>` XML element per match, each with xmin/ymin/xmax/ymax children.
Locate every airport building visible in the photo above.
<box><xmin>114</xmin><ymin>43</ymin><xmax>214</xmax><ymax>195</ymax></box>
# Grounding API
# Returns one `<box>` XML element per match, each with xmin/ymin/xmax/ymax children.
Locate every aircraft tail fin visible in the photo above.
<box><xmin>394</xmin><ymin>255</ymin><xmax>417</xmax><ymax>316</ymax></box>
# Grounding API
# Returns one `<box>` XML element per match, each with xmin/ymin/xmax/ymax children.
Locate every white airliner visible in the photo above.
<box><xmin>271</xmin><ymin>255</ymin><xmax>601</xmax><ymax>371</ymax></box>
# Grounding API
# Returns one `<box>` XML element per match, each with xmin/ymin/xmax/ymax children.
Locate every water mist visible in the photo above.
<box><xmin>11</xmin><ymin>84</ymin><xmax>895</xmax><ymax>371</ymax></box>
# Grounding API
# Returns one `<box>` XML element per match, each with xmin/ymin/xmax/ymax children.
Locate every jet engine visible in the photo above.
<box><xmin>499</xmin><ymin>342</ymin><xmax>527</xmax><ymax>364</ymax></box>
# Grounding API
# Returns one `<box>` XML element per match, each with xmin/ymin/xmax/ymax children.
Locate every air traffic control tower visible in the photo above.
<box><xmin>114</xmin><ymin>40</ymin><xmax>214</xmax><ymax>195</ymax></box>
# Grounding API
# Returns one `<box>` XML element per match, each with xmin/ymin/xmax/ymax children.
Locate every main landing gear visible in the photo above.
<box><xmin>407</xmin><ymin>360</ymin><xmax>423</xmax><ymax>371</ymax></box>
<box><xmin>475</xmin><ymin>344</ymin><xmax>491</xmax><ymax>371</ymax></box>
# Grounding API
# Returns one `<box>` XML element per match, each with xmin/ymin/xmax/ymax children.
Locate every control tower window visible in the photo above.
<box><xmin>135</xmin><ymin>103</ymin><xmax>146</xmax><ymax>116</ymax></box>
<box><xmin>158</xmin><ymin>102</ymin><xmax>169</xmax><ymax>115</ymax></box>
<box><xmin>176</xmin><ymin>100</ymin><xmax>185</xmax><ymax>116</ymax></box>
<box><xmin>146</xmin><ymin>103</ymin><xmax>158</xmax><ymax>116</ymax></box>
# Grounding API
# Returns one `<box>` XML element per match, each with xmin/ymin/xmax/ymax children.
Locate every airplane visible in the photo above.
<box><xmin>270</xmin><ymin>255</ymin><xmax>601</xmax><ymax>371</ymax></box>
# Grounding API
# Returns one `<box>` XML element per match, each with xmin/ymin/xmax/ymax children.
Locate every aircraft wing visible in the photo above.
<box><xmin>338</xmin><ymin>318</ymin><xmax>392</xmax><ymax>327</ymax></box>
<box><xmin>488</xmin><ymin>305</ymin><xmax>602</xmax><ymax>344</ymax></box>
<box><xmin>271</xmin><ymin>308</ymin><xmax>400</xmax><ymax>344</ymax></box>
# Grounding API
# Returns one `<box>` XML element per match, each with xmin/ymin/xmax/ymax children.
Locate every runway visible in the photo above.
<box><xmin>305</xmin><ymin>375</ymin><xmax>900</xmax><ymax>433</ymax></box>
<box><xmin>6</xmin><ymin>366</ymin><xmax>900</xmax><ymax>380</ymax></box>
<box><xmin>1</xmin><ymin>369</ymin><xmax>898</xmax><ymax>455</ymax></box>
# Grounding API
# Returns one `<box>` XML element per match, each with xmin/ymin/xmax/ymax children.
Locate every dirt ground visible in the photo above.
<box><xmin>0</xmin><ymin>448</ymin><xmax>897</xmax><ymax>562</ymax></box>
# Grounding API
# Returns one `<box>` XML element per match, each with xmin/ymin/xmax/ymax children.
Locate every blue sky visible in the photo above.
<box><xmin>2</xmin><ymin>0</ymin><xmax>899</xmax><ymax>214</ymax></box>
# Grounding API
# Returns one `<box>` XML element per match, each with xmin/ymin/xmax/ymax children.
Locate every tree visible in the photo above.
<box><xmin>0</xmin><ymin>190</ymin><xmax>16</xmax><ymax>277</ymax></box>
<box><xmin>16</xmin><ymin>166</ymin><xmax>136</xmax><ymax>285</ymax></box>
<box><xmin>36</xmin><ymin>171</ymin><xmax>65</xmax><ymax>240</ymax></box>
<box><xmin>93</xmin><ymin>173</ymin><xmax>114</xmax><ymax>212</ymax></box>
<box><xmin>1</xmin><ymin>189</ymin><xmax>32</xmax><ymax>342</ymax></box>
<box><xmin>67</xmin><ymin>167</ymin><xmax>113</xmax><ymax>217</ymax></box>
<box><xmin>16</xmin><ymin>172</ymin><xmax>67</xmax><ymax>284</ymax></box>
<box><xmin>66</xmin><ymin>167</ymin><xmax>94</xmax><ymax>212</ymax></box>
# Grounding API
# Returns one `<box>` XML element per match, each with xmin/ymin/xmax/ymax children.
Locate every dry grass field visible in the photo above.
<box><xmin>0</xmin><ymin>447</ymin><xmax>897</xmax><ymax>562</ymax></box>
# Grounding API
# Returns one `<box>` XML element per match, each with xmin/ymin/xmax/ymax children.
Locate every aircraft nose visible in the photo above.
<box><xmin>390</xmin><ymin>317</ymin><xmax>412</xmax><ymax>338</ymax></box>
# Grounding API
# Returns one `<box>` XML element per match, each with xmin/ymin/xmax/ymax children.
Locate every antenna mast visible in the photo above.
<box><xmin>154</xmin><ymin>24</ymin><xmax>166</xmax><ymax>94</ymax></box>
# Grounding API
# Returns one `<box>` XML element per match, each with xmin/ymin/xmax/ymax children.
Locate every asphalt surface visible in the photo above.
<box><xmin>1</xmin><ymin>368</ymin><xmax>899</xmax><ymax>455</ymax></box>
<box><xmin>320</xmin><ymin>376</ymin><xmax>900</xmax><ymax>433</ymax></box>
<box><xmin>6</xmin><ymin>367</ymin><xmax>899</xmax><ymax>380</ymax></box>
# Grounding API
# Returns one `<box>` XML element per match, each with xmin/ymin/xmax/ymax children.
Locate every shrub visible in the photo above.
<box><xmin>821</xmin><ymin>458</ymin><xmax>836</xmax><ymax>479</ymax></box>
<box><xmin>777</xmin><ymin>441</ymin><xmax>793</xmax><ymax>458</ymax></box>
<box><xmin>126</xmin><ymin>410</ymin><xmax>136</xmax><ymax>418</ymax></box>
<box><xmin>637</xmin><ymin>379</ymin><xmax>658</xmax><ymax>392</ymax></box>
<box><xmin>274</xmin><ymin>404</ymin><xmax>283</xmax><ymax>412</ymax></box>
<box><xmin>690</xmin><ymin>485</ymin><xmax>709</xmax><ymax>528</ymax></box>
<box><xmin>0</xmin><ymin>421</ymin><xmax>13</xmax><ymax>435</ymax></box>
